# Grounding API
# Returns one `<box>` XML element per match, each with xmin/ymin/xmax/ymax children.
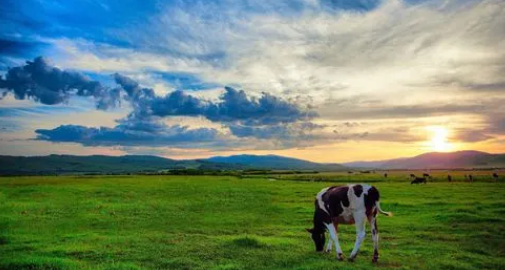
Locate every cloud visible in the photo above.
<box><xmin>453</xmin><ymin>129</ymin><xmax>493</xmax><ymax>143</ymax></box>
<box><xmin>0</xmin><ymin>57</ymin><xmax>121</xmax><ymax>109</ymax></box>
<box><xmin>35</xmin><ymin>120</ymin><xmax>219</xmax><ymax>147</ymax></box>
<box><xmin>117</xmin><ymin>72</ymin><xmax>317</xmax><ymax>126</ymax></box>
<box><xmin>229</xmin><ymin>122</ymin><xmax>325</xmax><ymax>140</ymax></box>
<box><xmin>205</xmin><ymin>87</ymin><xmax>317</xmax><ymax>125</ymax></box>
<box><xmin>0</xmin><ymin>57</ymin><xmax>318</xmax><ymax>146</ymax></box>
<box><xmin>319</xmin><ymin>98</ymin><xmax>487</xmax><ymax>120</ymax></box>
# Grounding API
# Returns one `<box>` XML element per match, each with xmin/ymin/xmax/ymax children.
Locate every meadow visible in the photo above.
<box><xmin>0</xmin><ymin>173</ymin><xmax>504</xmax><ymax>270</ymax></box>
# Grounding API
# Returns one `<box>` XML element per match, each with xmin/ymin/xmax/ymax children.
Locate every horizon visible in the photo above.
<box><xmin>1</xmin><ymin>0</ymin><xmax>505</xmax><ymax>163</ymax></box>
<box><xmin>0</xmin><ymin>149</ymin><xmax>500</xmax><ymax>164</ymax></box>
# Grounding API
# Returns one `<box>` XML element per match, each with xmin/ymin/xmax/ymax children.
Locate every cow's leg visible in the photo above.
<box><xmin>325</xmin><ymin>222</ymin><xmax>343</xmax><ymax>260</ymax></box>
<box><xmin>325</xmin><ymin>237</ymin><xmax>333</xmax><ymax>253</ymax></box>
<box><xmin>370</xmin><ymin>215</ymin><xmax>379</xmax><ymax>263</ymax></box>
<box><xmin>349</xmin><ymin>212</ymin><xmax>366</xmax><ymax>261</ymax></box>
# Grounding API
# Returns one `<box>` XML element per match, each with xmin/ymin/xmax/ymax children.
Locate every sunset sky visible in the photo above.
<box><xmin>1</xmin><ymin>0</ymin><xmax>504</xmax><ymax>163</ymax></box>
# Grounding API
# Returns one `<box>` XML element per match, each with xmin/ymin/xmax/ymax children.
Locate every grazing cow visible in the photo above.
<box><xmin>306</xmin><ymin>184</ymin><xmax>392</xmax><ymax>263</ymax></box>
<box><xmin>410</xmin><ymin>175</ymin><xmax>427</xmax><ymax>184</ymax></box>
<box><xmin>493</xmin><ymin>173</ymin><xmax>498</xmax><ymax>181</ymax></box>
<box><xmin>384</xmin><ymin>173</ymin><xmax>388</xmax><ymax>178</ymax></box>
<box><xmin>447</xmin><ymin>175</ymin><xmax>452</xmax><ymax>182</ymax></box>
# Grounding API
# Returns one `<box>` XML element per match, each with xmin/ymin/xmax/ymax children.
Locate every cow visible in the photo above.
<box><xmin>493</xmin><ymin>173</ymin><xmax>498</xmax><ymax>181</ymax></box>
<box><xmin>468</xmin><ymin>174</ymin><xmax>473</xmax><ymax>182</ymax></box>
<box><xmin>447</xmin><ymin>175</ymin><xmax>452</xmax><ymax>182</ymax></box>
<box><xmin>384</xmin><ymin>173</ymin><xmax>388</xmax><ymax>178</ymax></box>
<box><xmin>410</xmin><ymin>175</ymin><xmax>427</xmax><ymax>184</ymax></box>
<box><xmin>409</xmin><ymin>173</ymin><xmax>416</xmax><ymax>178</ymax></box>
<box><xmin>306</xmin><ymin>184</ymin><xmax>392</xmax><ymax>263</ymax></box>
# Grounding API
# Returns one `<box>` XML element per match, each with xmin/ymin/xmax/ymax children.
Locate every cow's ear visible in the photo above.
<box><xmin>306</xmin><ymin>228</ymin><xmax>314</xmax><ymax>233</ymax></box>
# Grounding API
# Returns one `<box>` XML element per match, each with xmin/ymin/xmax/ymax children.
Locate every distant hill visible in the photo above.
<box><xmin>205</xmin><ymin>154</ymin><xmax>346</xmax><ymax>171</ymax></box>
<box><xmin>343</xmin><ymin>150</ymin><xmax>505</xmax><ymax>169</ymax></box>
<box><xmin>0</xmin><ymin>155</ymin><xmax>198</xmax><ymax>175</ymax></box>
<box><xmin>0</xmin><ymin>154</ymin><xmax>345</xmax><ymax>175</ymax></box>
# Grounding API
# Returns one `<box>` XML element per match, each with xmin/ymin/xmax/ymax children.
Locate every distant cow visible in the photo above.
<box><xmin>410</xmin><ymin>175</ymin><xmax>427</xmax><ymax>184</ymax></box>
<box><xmin>468</xmin><ymin>174</ymin><xmax>473</xmax><ymax>182</ymax></box>
<box><xmin>447</xmin><ymin>175</ymin><xmax>452</xmax><ymax>182</ymax></box>
<box><xmin>422</xmin><ymin>173</ymin><xmax>431</xmax><ymax>179</ymax></box>
<box><xmin>384</xmin><ymin>173</ymin><xmax>388</xmax><ymax>178</ymax></box>
<box><xmin>493</xmin><ymin>173</ymin><xmax>498</xmax><ymax>181</ymax></box>
<box><xmin>307</xmin><ymin>184</ymin><xmax>392</xmax><ymax>263</ymax></box>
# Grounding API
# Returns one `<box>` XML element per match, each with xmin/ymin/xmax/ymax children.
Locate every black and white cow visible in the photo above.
<box><xmin>306</xmin><ymin>184</ymin><xmax>392</xmax><ymax>263</ymax></box>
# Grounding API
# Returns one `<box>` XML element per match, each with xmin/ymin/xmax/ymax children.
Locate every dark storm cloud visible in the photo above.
<box><xmin>113</xmin><ymin>73</ymin><xmax>155</xmax><ymax>101</ymax></box>
<box><xmin>1</xmin><ymin>57</ymin><xmax>317</xmax><ymax>145</ymax></box>
<box><xmin>116</xmin><ymin>73</ymin><xmax>317</xmax><ymax>126</ymax></box>
<box><xmin>0</xmin><ymin>57</ymin><xmax>120</xmax><ymax>109</ymax></box>
<box><xmin>35</xmin><ymin>120</ymin><xmax>219</xmax><ymax>147</ymax></box>
<box><xmin>206</xmin><ymin>87</ymin><xmax>317</xmax><ymax>125</ymax></box>
<box><xmin>0</xmin><ymin>57</ymin><xmax>315</xmax><ymax>125</ymax></box>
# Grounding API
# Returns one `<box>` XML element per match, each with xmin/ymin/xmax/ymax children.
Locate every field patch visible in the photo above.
<box><xmin>0</xmin><ymin>175</ymin><xmax>504</xmax><ymax>269</ymax></box>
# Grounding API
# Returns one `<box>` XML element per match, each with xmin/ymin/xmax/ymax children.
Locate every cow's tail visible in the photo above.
<box><xmin>376</xmin><ymin>201</ymin><xmax>393</xmax><ymax>217</ymax></box>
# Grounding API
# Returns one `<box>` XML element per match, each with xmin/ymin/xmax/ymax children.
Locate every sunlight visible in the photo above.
<box><xmin>426</xmin><ymin>126</ymin><xmax>453</xmax><ymax>152</ymax></box>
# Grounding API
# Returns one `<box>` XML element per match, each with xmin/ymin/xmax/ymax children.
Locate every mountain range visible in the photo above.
<box><xmin>342</xmin><ymin>150</ymin><xmax>505</xmax><ymax>169</ymax></box>
<box><xmin>0</xmin><ymin>154</ymin><xmax>343</xmax><ymax>175</ymax></box>
<box><xmin>0</xmin><ymin>150</ymin><xmax>504</xmax><ymax>175</ymax></box>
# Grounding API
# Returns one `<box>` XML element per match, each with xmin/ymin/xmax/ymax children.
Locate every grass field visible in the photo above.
<box><xmin>1</xmin><ymin>174</ymin><xmax>504</xmax><ymax>269</ymax></box>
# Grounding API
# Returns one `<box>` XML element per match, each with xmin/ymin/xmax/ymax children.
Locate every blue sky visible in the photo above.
<box><xmin>1</xmin><ymin>0</ymin><xmax>504</xmax><ymax>162</ymax></box>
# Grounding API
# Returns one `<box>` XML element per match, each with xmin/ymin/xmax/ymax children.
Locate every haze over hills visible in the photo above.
<box><xmin>343</xmin><ymin>150</ymin><xmax>505</xmax><ymax>169</ymax></box>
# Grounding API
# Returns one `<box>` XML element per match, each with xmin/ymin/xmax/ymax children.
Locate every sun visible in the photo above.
<box><xmin>426</xmin><ymin>126</ymin><xmax>453</xmax><ymax>152</ymax></box>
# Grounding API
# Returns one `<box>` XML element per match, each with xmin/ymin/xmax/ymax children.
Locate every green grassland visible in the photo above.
<box><xmin>1</xmin><ymin>174</ymin><xmax>504</xmax><ymax>270</ymax></box>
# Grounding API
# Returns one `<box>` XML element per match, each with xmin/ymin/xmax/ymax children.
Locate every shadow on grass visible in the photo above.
<box><xmin>231</xmin><ymin>236</ymin><xmax>265</xmax><ymax>248</ymax></box>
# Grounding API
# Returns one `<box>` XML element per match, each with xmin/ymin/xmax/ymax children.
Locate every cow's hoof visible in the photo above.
<box><xmin>337</xmin><ymin>254</ymin><xmax>344</xmax><ymax>261</ymax></box>
<box><xmin>348</xmin><ymin>257</ymin><xmax>355</xmax><ymax>262</ymax></box>
<box><xmin>324</xmin><ymin>249</ymin><xmax>331</xmax><ymax>253</ymax></box>
<box><xmin>372</xmin><ymin>258</ymin><xmax>379</xmax><ymax>263</ymax></box>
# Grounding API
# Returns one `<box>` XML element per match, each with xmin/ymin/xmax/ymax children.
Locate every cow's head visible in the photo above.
<box><xmin>306</xmin><ymin>228</ymin><xmax>325</xmax><ymax>252</ymax></box>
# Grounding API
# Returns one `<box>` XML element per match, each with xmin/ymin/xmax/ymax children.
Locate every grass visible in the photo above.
<box><xmin>0</xmin><ymin>174</ymin><xmax>504</xmax><ymax>269</ymax></box>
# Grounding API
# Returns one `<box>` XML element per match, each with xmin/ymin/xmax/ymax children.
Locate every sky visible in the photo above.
<box><xmin>0</xmin><ymin>0</ymin><xmax>504</xmax><ymax>163</ymax></box>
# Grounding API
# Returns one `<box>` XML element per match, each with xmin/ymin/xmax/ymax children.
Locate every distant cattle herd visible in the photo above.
<box><xmin>344</xmin><ymin>171</ymin><xmax>501</xmax><ymax>183</ymax></box>
<box><xmin>405</xmin><ymin>172</ymin><xmax>499</xmax><ymax>183</ymax></box>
